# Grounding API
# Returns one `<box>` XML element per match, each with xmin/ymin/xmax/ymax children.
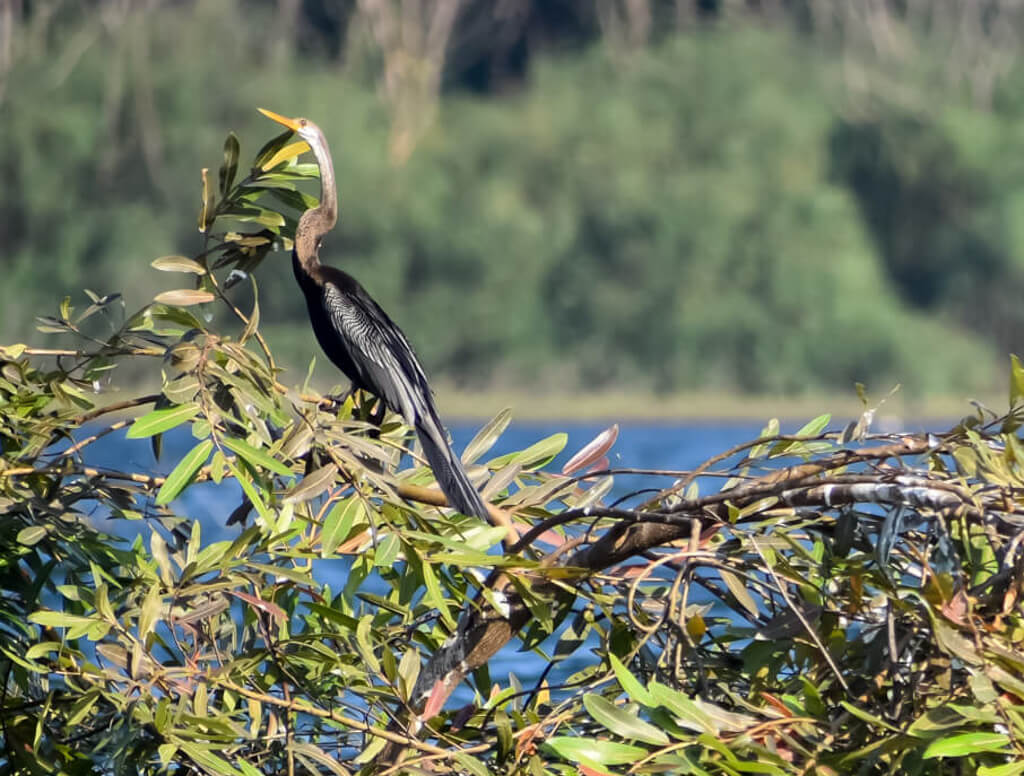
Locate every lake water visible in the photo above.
<box><xmin>90</xmin><ymin>418</ymin><xmax>771</xmax><ymax>538</ymax></box>
<box><xmin>82</xmin><ymin>418</ymin><xmax>816</xmax><ymax>699</ymax></box>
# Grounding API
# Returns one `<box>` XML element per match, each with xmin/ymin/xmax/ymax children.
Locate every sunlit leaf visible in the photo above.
<box><xmin>151</xmin><ymin>256</ymin><xmax>206</xmax><ymax>275</ymax></box>
<box><xmin>156</xmin><ymin>439</ymin><xmax>213</xmax><ymax>505</ymax></box>
<box><xmin>923</xmin><ymin>732</ymin><xmax>1011</xmax><ymax>758</ymax></box>
<box><xmin>126</xmin><ymin>403</ymin><xmax>201</xmax><ymax>438</ymax></box>
<box><xmin>562</xmin><ymin>424</ymin><xmax>619</xmax><ymax>475</ymax></box>
<box><xmin>462</xmin><ymin>408</ymin><xmax>512</xmax><ymax>465</ymax></box>
<box><xmin>153</xmin><ymin>289</ymin><xmax>216</xmax><ymax>306</ymax></box>
<box><xmin>583</xmin><ymin>694</ymin><xmax>669</xmax><ymax>745</ymax></box>
<box><xmin>284</xmin><ymin>464</ymin><xmax>338</xmax><ymax>503</ymax></box>
<box><xmin>321</xmin><ymin>497</ymin><xmax>364</xmax><ymax>556</ymax></box>
<box><xmin>198</xmin><ymin>167</ymin><xmax>214</xmax><ymax>233</ymax></box>
<box><xmin>16</xmin><ymin>525</ymin><xmax>48</xmax><ymax>546</ymax></box>
<box><xmin>488</xmin><ymin>432</ymin><xmax>568</xmax><ymax>470</ymax></box>
<box><xmin>221</xmin><ymin>436</ymin><xmax>293</xmax><ymax>476</ymax></box>
<box><xmin>542</xmin><ymin>736</ymin><xmax>647</xmax><ymax>766</ymax></box>
<box><xmin>609</xmin><ymin>654</ymin><xmax>653</xmax><ymax>707</ymax></box>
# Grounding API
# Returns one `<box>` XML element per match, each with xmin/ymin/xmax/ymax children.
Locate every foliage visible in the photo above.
<box><xmin>0</xmin><ymin>1</ymin><xmax>1016</xmax><ymax>397</ymax></box>
<box><xmin>3</xmin><ymin>127</ymin><xmax>1024</xmax><ymax>774</ymax></box>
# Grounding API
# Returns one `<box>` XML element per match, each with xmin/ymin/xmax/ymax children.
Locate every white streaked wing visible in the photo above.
<box><xmin>322</xmin><ymin>282</ymin><xmax>424</xmax><ymax>425</ymax></box>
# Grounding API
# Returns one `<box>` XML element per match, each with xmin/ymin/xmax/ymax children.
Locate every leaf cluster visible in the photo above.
<box><xmin>4</xmin><ymin>124</ymin><xmax>1024</xmax><ymax>776</ymax></box>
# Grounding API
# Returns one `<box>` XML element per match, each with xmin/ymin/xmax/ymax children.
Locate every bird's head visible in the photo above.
<box><xmin>258</xmin><ymin>108</ymin><xmax>325</xmax><ymax>147</ymax></box>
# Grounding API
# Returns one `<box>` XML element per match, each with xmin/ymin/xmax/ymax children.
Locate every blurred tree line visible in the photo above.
<box><xmin>2</xmin><ymin>0</ymin><xmax>1024</xmax><ymax>400</ymax></box>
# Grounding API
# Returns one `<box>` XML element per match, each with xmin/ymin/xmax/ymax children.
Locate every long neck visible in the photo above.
<box><xmin>294</xmin><ymin>134</ymin><xmax>338</xmax><ymax>272</ymax></box>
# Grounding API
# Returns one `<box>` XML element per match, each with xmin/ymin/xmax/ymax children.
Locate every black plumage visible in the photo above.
<box><xmin>258</xmin><ymin>108</ymin><xmax>490</xmax><ymax>520</ymax></box>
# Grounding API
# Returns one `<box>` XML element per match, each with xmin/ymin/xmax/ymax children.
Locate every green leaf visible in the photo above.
<box><xmin>126</xmin><ymin>403</ymin><xmax>201</xmax><ymax>439</ymax></box>
<box><xmin>241</xmin><ymin>277</ymin><xmax>261</xmax><ymax>344</ymax></box>
<box><xmin>180</xmin><ymin>742</ymin><xmax>245</xmax><ymax>775</ymax></box>
<box><xmin>923</xmin><ymin>732</ymin><xmax>1011</xmax><ymax>758</ymax></box>
<box><xmin>261</xmin><ymin>140</ymin><xmax>310</xmax><ymax>172</ymax></box>
<box><xmin>25</xmin><ymin>642</ymin><xmax>60</xmax><ymax>660</ymax></box>
<box><xmin>220</xmin><ymin>131</ymin><xmax>240</xmax><ymax>196</ymax></box>
<box><xmin>252</xmin><ymin>128</ymin><xmax>295</xmax><ymax>169</ymax></box>
<box><xmin>28</xmin><ymin>610</ymin><xmax>95</xmax><ymax>629</ymax></box>
<box><xmin>609</xmin><ymin>654</ymin><xmax>654</xmax><ymax>707</ymax></box>
<box><xmin>374</xmin><ymin>533</ymin><xmax>401</xmax><ymax>568</ymax></box>
<box><xmin>453</xmin><ymin>753</ymin><xmax>490</xmax><ymax>776</ymax></box>
<box><xmin>488</xmin><ymin>432</ymin><xmax>568</xmax><ymax>470</ymax></box>
<box><xmin>226</xmin><ymin>460</ymin><xmax>272</xmax><ymax>524</ymax></box>
<box><xmin>321</xmin><ymin>497</ymin><xmax>364</xmax><ymax>556</ymax></box>
<box><xmin>542</xmin><ymin>736</ymin><xmax>648</xmax><ymax>766</ymax></box>
<box><xmin>284</xmin><ymin>464</ymin><xmax>338</xmax><ymax>504</ymax></box>
<box><xmin>462</xmin><ymin>408</ymin><xmax>512</xmax><ymax>464</ymax></box>
<box><xmin>839</xmin><ymin>701</ymin><xmax>901</xmax><ymax>733</ymax></box>
<box><xmin>717</xmin><ymin>568</ymin><xmax>759</xmax><ymax>616</ymax></box>
<box><xmin>1011</xmin><ymin>354</ymin><xmax>1024</xmax><ymax>407</ymax></box>
<box><xmin>648</xmin><ymin>682</ymin><xmax>714</xmax><ymax>734</ymax></box>
<box><xmin>138</xmin><ymin>583</ymin><xmax>163</xmax><ymax>640</ymax></box>
<box><xmin>156</xmin><ymin>439</ymin><xmax>213</xmax><ymax>505</ymax></box>
<box><xmin>583</xmin><ymin>694</ymin><xmax>669</xmax><ymax>745</ymax></box>
<box><xmin>795</xmin><ymin>413</ymin><xmax>831</xmax><ymax>437</ymax></box>
<box><xmin>221</xmin><ymin>436</ymin><xmax>293</xmax><ymax>476</ymax></box>
<box><xmin>198</xmin><ymin>167</ymin><xmax>214</xmax><ymax>232</ymax></box>
<box><xmin>218</xmin><ymin>206</ymin><xmax>286</xmax><ymax>229</ymax></box>
<box><xmin>980</xmin><ymin>763</ymin><xmax>1024</xmax><ymax>776</ymax></box>
<box><xmin>266</xmin><ymin>186</ymin><xmax>318</xmax><ymax>212</ymax></box>
<box><xmin>16</xmin><ymin>525</ymin><xmax>48</xmax><ymax>546</ymax></box>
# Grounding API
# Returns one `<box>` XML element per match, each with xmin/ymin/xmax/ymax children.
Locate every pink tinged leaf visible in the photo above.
<box><xmin>562</xmin><ymin>424</ymin><xmax>619</xmax><ymax>475</ymax></box>
<box><xmin>230</xmin><ymin>591</ymin><xmax>286</xmax><ymax>625</ymax></box>
<box><xmin>423</xmin><ymin>679</ymin><xmax>450</xmax><ymax>719</ymax></box>
<box><xmin>607</xmin><ymin>564</ymin><xmax>657</xmax><ymax>579</ymax></box>
<box><xmin>532</xmin><ymin>527</ymin><xmax>568</xmax><ymax>547</ymax></box>
<box><xmin>585</xmin><ymin>456</ymin><xmax>610</xmax><ymax>475</ymax></box>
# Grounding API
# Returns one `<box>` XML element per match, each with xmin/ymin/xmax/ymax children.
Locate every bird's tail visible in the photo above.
<box><xmin>414</xmin><ymin>411</ymin><xmax>491</xmax><ymax>521</ymax></box>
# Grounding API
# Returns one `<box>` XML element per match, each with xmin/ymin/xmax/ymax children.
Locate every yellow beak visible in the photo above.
<box><xmin>258</xmin><ymin>108</ymin><xmax>302</xmax><ymax>132</ymax></box>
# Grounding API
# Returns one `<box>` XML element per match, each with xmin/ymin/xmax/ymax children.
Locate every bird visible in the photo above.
<box><xmin>257</xmin><ymin>108</ymin><xmax>491</xmax><ymax>521</ymax></box>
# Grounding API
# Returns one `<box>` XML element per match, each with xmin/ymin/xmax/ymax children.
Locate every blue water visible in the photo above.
<box><xmin>92</xmin><ymin>420</ymin><xmax>768</xmax><ymax>524</ymax></box>
<box><xmin>82</xmin><ymin>419</ymin><xmax>775</xmax><ymax>699</ymax></box>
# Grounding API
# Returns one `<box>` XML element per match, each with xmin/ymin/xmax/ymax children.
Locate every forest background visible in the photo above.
<box><xmin>3</xmin><ymin>0</ymin><xmax>1023</xmax><ymax>417</ymax></box>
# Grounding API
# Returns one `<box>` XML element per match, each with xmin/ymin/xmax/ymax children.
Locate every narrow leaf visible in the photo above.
<box><xmin>609</xmin><ymin>654</ymin><xmax>654</xmax><ymax>707</ymax></box>
<box><xmin>198</xmin><ymin>167</ymin><xmax>214</xmax><ymax>233</ymax></box>
<box><xmin>488</xmin><ymin>433</ymin><xmax>568</xmax><ymax>470</ymax></box>
<box><xmin>262</xmin><ymin>140</ymin><xmax>311</xmax><ymax>171</ymax></box>
<box><xmin>321</xmin><ymin>497</ymin><xmax>364</xmax><ymax>555</ymax></box>
<box><xmin>923</xmin><ymin>732</ymin><xmax>1011</xmax><ymax>759</ymax></box>
<box><xmin>462</xmin><ymin>408</ymin><xmax>512</xmax><ymax>465</ymax></box>
<box><xmin>717</xmin><ymin>567</ymin><xmax>759</xmax><ymax>616</ymax></box>
<box><xmin>153</xmin><ymin>289</ymin><xmax>216</xmax><ymax>306</ymax></box>
<box><xmin>284</xmin><ymin>464</ymin><xmax>338</xmax><ymax>504</ymax></box>
<box><xmin>563</xmin><ymin>424</ymin><xmax>619</xmax><ymax>475</ymax></box>
<box><xmin>583</xmin><ymin>694</ymin><xmax>669</xmax><ymax>745</ymax></box>
<box><xmin>221</xmin><ymin>436</ymin><xmax>293</xmax><ymax>476</ymax></box>
<box><xmin>220</xmin><ymin>132</ymin><xmax>240</xmax><ymax>196</ymax></box>
<box><xmin>151</xmin><ymin>256</ymin><xmax>206</xmax><ymax>275</ymax></box>
<box><xmin>156</xmin><ymin>439</ymin><xmax>213</xmax><ymax>505</ymax></box>
<box><xmin>253</xmin><ymin>129</ymin><xmax>296</xmax><ymax>169</ymax></box>
<box><xmin>127</xmin><ymin>404</ymin><xmax>201</xmax><ymax>439</ymax></box>
<box><xmin>542</xmin><ymin>737</ymin><xmax>647</xmax><ymax>766</ymax></box>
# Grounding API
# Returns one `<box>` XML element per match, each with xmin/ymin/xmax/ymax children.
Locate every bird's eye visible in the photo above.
<box><xmin>299</xmin><ymin>119</ymin><xmax>308</xmax><ymax>128</ymax></box>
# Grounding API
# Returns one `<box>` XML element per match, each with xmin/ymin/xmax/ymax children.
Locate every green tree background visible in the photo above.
<box><xmin>3</xmin><ymin>0</ymin><xmax>1022</xmax><ymax>407</ymax></box>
